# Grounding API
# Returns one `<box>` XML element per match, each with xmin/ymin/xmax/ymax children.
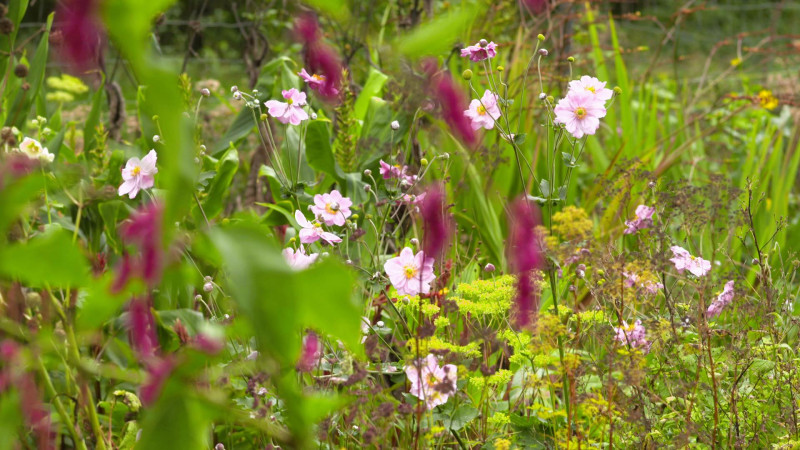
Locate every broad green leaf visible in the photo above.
<box><xmin>201</xmin><ymin>145</ymin><xmax>240</xmax><ymax>220</ymax></box>
<box><xmin>354</xmin><ymin>68</ymin><xmax>388</xmax><ymax>121</ymax></box>
<box><xmin>0</xmin><ymin>228</ymin><xmax>89</xmax><ymax>287</ymax></box>
<box><xmin>396</xmin><ymin>4</ymin><xmax>484</xmax><ymax>58</ymax></box>
<box><xmin>0</xmin><ymin>174</ymin><xmax>44</xmax><ymax>240</ymax></box>
<box><xmin>137</xmin><ymin>383</ymin><xmax>213</xmax><ymax>450</ymax></box>
<box><xmin>304</xmin><ymin>120</ymin><xmax>343</xmax><ymax>180</ymax></box>
<box><xmin>302</xmin><ymin>0</ymin><xmax>350</xmax><ymax>21</ymax></box>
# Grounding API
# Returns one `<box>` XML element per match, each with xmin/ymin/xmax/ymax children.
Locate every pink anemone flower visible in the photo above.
<box><xmin>384</xmin><ymin>247</ymin><xmax>436</xmax><ymax>297</ymax></box>
<box><xmin>265</xmin><ymin>88</ymin><xmax>309</xmax><ymax>125</ymax></box>
<box><xmin>464</xmin><ymin>90</ymin><xmax>502</xmax><ymax>130</ymax></box>
<box><xmin>118</xmin><ymin>150</ymin><xmax>157</xmax><ymax>199</ymax></box>
<box><xmin>295</xmin><ymin>210</ymin><xmax>342</xmax><ymax>245</ymax></box>
<box><xmin>554</xmin><ymin>90</ymin><xmax>607</xmax><ymax>139</ymax></box>
<box><xmin>309</xmin><ymin>189</ymin><xmax>352</xmax><ymax>226</ymax></box>
<box><xmin>405</xmin><ymin>354</ymin><xmax>457</xmax><ymax>410</ymax></box>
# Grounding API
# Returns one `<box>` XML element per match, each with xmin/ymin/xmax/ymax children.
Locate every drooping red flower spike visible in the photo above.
<box><xmin>419</xmin><ymin>183</ymin><xmax>452</xmax><ymax>259</ymax></box>
<box><xmin>507</xmin><ymin>198</ymin><xmax>544</xmax><ymax>327</ymax></box>
<box><xmin>56</xmin><ymin>0</ymin><xmax>105</xmax><ymax>72</ymax></box>
<box><xmin>423</xmin><ymin>60</ymin><xmax>477</xmax><ymax>146</ymax></box>
<box><xmin>294</xmin><ymin>14</ymin><xmax>342</xmax><ymax>101</ymax></box>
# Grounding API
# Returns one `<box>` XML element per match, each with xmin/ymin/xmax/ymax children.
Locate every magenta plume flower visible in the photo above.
<box><xmin>265</xmin><ymin>89</ymin><xmax>309</xmax><ymax>125</ymax></box>
<box><xmin>118</xmin><ymin>150</ymin><xmax>158</xmax><ymax>199</ymax></box>
<box><xmin>310</xmin><ymin>189</ymin><xmax>352</xmax><ymax>226</ymax></box>
<box><xmin>707</xmin><ymin>280</ymin><xmax>735</xmax><ymax>318</ymax></box>
<box><xmin>297</xmin><ymin>332</ymin><xmax>321</xmax><ymax>373</ymax></box>
<box><xmin>55</xmin><ymin>0</ymin><xmax>104</xmax><ymax>72</ymax></box>
<box><xmin>128</xmin><ymin>296</ymin><xmax>159</xmax><ymax>360</ymax></box>
<box><xmin>464</xmin><ymin>90</ymin><xmax>502</xmax><ymax>130</ymax></box>
<box><xmin>118</xmin><ymin>203</ymin><xmax>164</xmax><ymax>288</ymax></box>
<box><xmin>460</xmin><ymin>41</ymin><xmax>498</xmax><ymax>62</ymax></box>
<box><xmin>140</xmin><ymin>356</ymin><xmax>175</xmax><ymax>407</ymax></box>
<box><xmin>419</xmin><ymin>184</ymin><xmax>452</xmax><ymax>259</ymax></box>
<box><xmin>294</xmin><ymin>210</ymin><xmax>342</xmax><ymax>245</ymax></box>
<box><xmin>404</xmin><ymin>354</ymin><xmax>457</xmax><ymax>410</ymax></box>
<box><xmin>425</xmin><ymin>62</ymin><xmax>476</xmax><ymax>146</ymax></box>
<box><xmin>554</xmin><ymin>89</ymin><xmax>607</xmax><ymax>139</ymax></box>
<box><xmin>384</xmin><ymin>247</ymin><xmax>436</xmax><ymax>297</ymax></box>
<box><xmin>294</xmin><ymin>14</ymin><xmax>342</xmax><ymax>101</ymax></box>
<box><xmin>507</xmin><ymin>198</ymin><xmax>544</xmax><ymax>327</ymax></box>
<box><xmin>669</xmin><ymin>246</ymin><xmax>711</xmax><ymax>277</ymax></box>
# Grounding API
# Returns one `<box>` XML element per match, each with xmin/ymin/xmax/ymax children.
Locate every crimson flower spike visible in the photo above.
<box><xmin>55</xmin><ymin>0</ymin><xmax>105</xmax><ymax>72</ymax></box>
<box><xmin>506</xmin><ymin>197</ymin><xmax>544</xmax><ymax>327</ymax></box>
<box><xmin>422</xmin><ymin>59</ymin><xmax>477</xmax><ymax>146</ymax></box>
<box><xmin>294</xmin><ymin>14</ymin><xmax>342</xmax><ymax>101</ymax></box>
<box><xmin>419</xmin><ymin>183</ymin><xmax>452</xmax><ymax>259</ymax></box>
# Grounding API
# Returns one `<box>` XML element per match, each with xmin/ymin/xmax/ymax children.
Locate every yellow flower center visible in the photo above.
<box><xmin>132</xmin><ymin>166</ymin><xmax>141</xmax><ymax>176</ymax></box>
<box><xmin>404</xmin><ymin>265</ymin><xmax>418</xmax><ymax>280</ymax></box>
<box><xmin>313</xmin><ymin>222</ymin><xmax>322</xmax><ymax>228</ymax></box>
<box><xmin>575</xmin><ymin>107</ymin><xmax>586</xmax><ymax>118</ymax></box>
<box><xmin>312</xmin><ymin>74</ymin><xmax>324</xmax><ymax>81</ymax></box>
<box><xmin>325</xmin><ymin>204</ymin><xmax>337</xmax><ymax>215</ymax></box>
<box><xmin>477</xmin><ymin>105</ymin><xmax>487</xmax><ymax>115</ymax></box>
<box><xmin>426</xmin><ymin>373</ymin><xmax>438</xmax><ymax>386</ymax></box>
<box><xmin>586</xmin><ymin>86</ymin><xmax>596</xmax><ymax>93</ymax></box>
<box><xmin>287</xmin><ymin>98</ymin><xmax>294</xmax><ymax>105</ymax></box>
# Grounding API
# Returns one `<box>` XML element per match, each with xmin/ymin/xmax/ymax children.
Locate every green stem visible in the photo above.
<box><xmin>548</xmin><ymin>269</ymin><xmax>571</xmax><ymax>441</ymax></box>
<box><xmin>36</xmin><ymin>358</ymin><xmax>88</xmax><ymax>450</ymax></box>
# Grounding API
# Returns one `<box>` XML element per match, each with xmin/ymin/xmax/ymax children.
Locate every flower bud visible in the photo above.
<box><xmin>496</xmin><ymin>65</ymin><xmax>504</xmax><ymax>72</ymax></box>
<box><xmin>13</xmin><ymin>64</ymin><xmax>27</xmax><ymax>78</ymax></box>
<box><xmin>351</xmin><ymin>214</ymin><xmax>359</xmax><ymax>220</ymax></box>
<box><xmin>311</xmin><ymin>112</ymin><xmax>318</xmax><ymax>120</ymax></box>
<box><xmin>363</xmin><ymin>169</ymin><xmax>372</xmax><ymax>176</ymax></box>
<box><xmin>442</xmin><ymin>153</ymin><xmax>450</xmax><ymax>160</ymax></box>
<box><xmin>252</xmin><ymin>89</ymin><xmax>259</xmax><ymax>95</ymax></box>
<box><xmin>546</xmin><ymin>95</ymin><xmax>554</xmax><ymax>103</ymax></box>
<box><xmin>215</xmin><ymin>444</ymin><xmax>225</xmax><ymax>450</ymax></box>
<box><xmin>537</xmin><ymin>34</ymin><xmax>545</xmax><ymax>41</ymax></box>
<box><xmin>567</xmin><ymin>56</ymin><xmax>575</xmax><ymax>62</ymax></box>
<box><xmin>410</xmin><ymin>238</ymin><xmax>419</xmax><ymax>246</ymax></box>
<box><xmin>201</xmin><ymin>88</ymin><xmax>210</xmax><ymax>97</ymax></box>
<box><xmin>233</xmin><ymin>91</ymin><xmax>242</xmax><ymax>100</ymax></box>
<box><xmin>613</xmin><ymin>86</ymin><xmax>623</xmax><ymax>95</ymax></box>
<box><xmin>391</xmin><ymin>120</ymin><xmax>400</xmax><ymax>130</ymax></box>
<box><xmin>462</xmin><ymin>69</ymin><xmax>473</xmax><ymax>81</ymax></box>
<box><xmin>420</xmin><ymin>158</ymin><xmax>428</xmax><ymax>166</ymax></box>
<box><xmin>479</xmin><ymin>39</ymin><xmax>488</xmax><ymax>47</ymax></box>
<box><xmin>538</xmin><ymin>92</ymin><xmax>546</xmax><ymax>100</ymax></box>
<box><xmin>484</xmin><ymin>263</ymin><xmax>496</xmax><ymax>272</ymax></box>
<box><xmin>376</xmin><ymin>320</ymin><xmax>385</xmax><ymax>328</ymax></box>
<box><xmin>153</xmin><ymin>135</ymin><xmax>160</xmax><ymax>143</ymax></box>
<box><xmin>363</xmin><ymin>184</ymin><xmax>371</xmax><ymax>192</ymax></box>
<box><xmin>152</xmin><ymin>115</ymin><xmax>159</xmax><ymax>121</ymax></box>
<box><xmin>539</xmin><ymin>49</ymin><xmax>548</xmax><ymax>57</ymax></box>
<box><xmin>230</xmin><ymin>85</ymin><xmax>238</xmax><ymax>93</ymax></box>
<box><xmin>203</xmin><ymin>282</ymin><xmax>214</xmax><ymax>292</ymax></box>
<box><xmin>194</xmin><ymin>294</ymin><xmax>203</xmax><ymax>302</ymax></box>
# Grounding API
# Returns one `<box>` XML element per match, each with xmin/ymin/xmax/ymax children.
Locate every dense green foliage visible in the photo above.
<box><xmin>0</xmin><ymin>0</ymin><xmax>799</xmax><ymax>448</ymax></box>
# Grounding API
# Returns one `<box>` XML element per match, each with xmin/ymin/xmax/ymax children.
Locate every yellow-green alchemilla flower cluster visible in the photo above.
<box><xmin>452</xmin><ymin>275</ymin><xmax>516</xmax><ymax>317</ymax></box>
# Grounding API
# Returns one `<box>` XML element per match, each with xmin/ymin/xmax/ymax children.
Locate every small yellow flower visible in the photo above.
<box><xmin>730</xmin><ymin>57</ymin><xmax>742</xmax><ymax>67</ymax></box>
<box><xmin>758</xmin><ymin>90</ymin><xmax>779</xmax><ymax>110</ymax></box>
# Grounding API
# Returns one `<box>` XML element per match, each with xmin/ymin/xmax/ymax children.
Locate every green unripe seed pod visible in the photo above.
<box><xmin>462</xmin><ymin>69</ymin><xmax>473</xmax><ymax>81</ymax></box>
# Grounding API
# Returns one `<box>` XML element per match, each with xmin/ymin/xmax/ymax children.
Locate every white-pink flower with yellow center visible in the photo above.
<box><xmin>464</xmin><ymin>90</ymin><xmax>501</xmax><ymax>130</ymax></box>
<box><xmin>282</xmin><ymin>245</ymin><xmax>319</xmax><ymax>270</ymax></box>
<box><xmin>19</xmin><ymin>137</ymin><xmax>54</xmax><ymax>162</ymax></box>
<box><xmin>309</xmin><ymin>189</ymin><xmax>352</xmax><ymax>226</ymax></box>
<box><xmin>383</xmin><ymin>247</ymin><xmax>436</xmax><ymax>296</ymax></box>
<box><xmin>118</xmin><ymin>150</ymin><xmax>158</xmax><ymax>199</ymax></box>
<box><xmin>554</xmin><ymin>90</ymin><xmax>607</xmax><ymax>139</ymax></box>
<box><xmin>264</xmin><ymin>88</ymin><xmax>309</xmax><ymax>125</ymax></box>
<box><xmin>669</xmin><ymin>245</ymin><xmax>711</xmax><ymax>277</ymax></box>
<box><xmin>294</xmin><ymin>210</ymin><xmax>342</xmax><ymax>245</ymax></box>
<box><xmin>568</xmin><ymin>75</ymin><xmax>614</xmax><ymax>103</ymax></box>
<box><xmin>404</xmin><ymin>354</ymin><xmax>457</xmax><ymax>410</ymax></box>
